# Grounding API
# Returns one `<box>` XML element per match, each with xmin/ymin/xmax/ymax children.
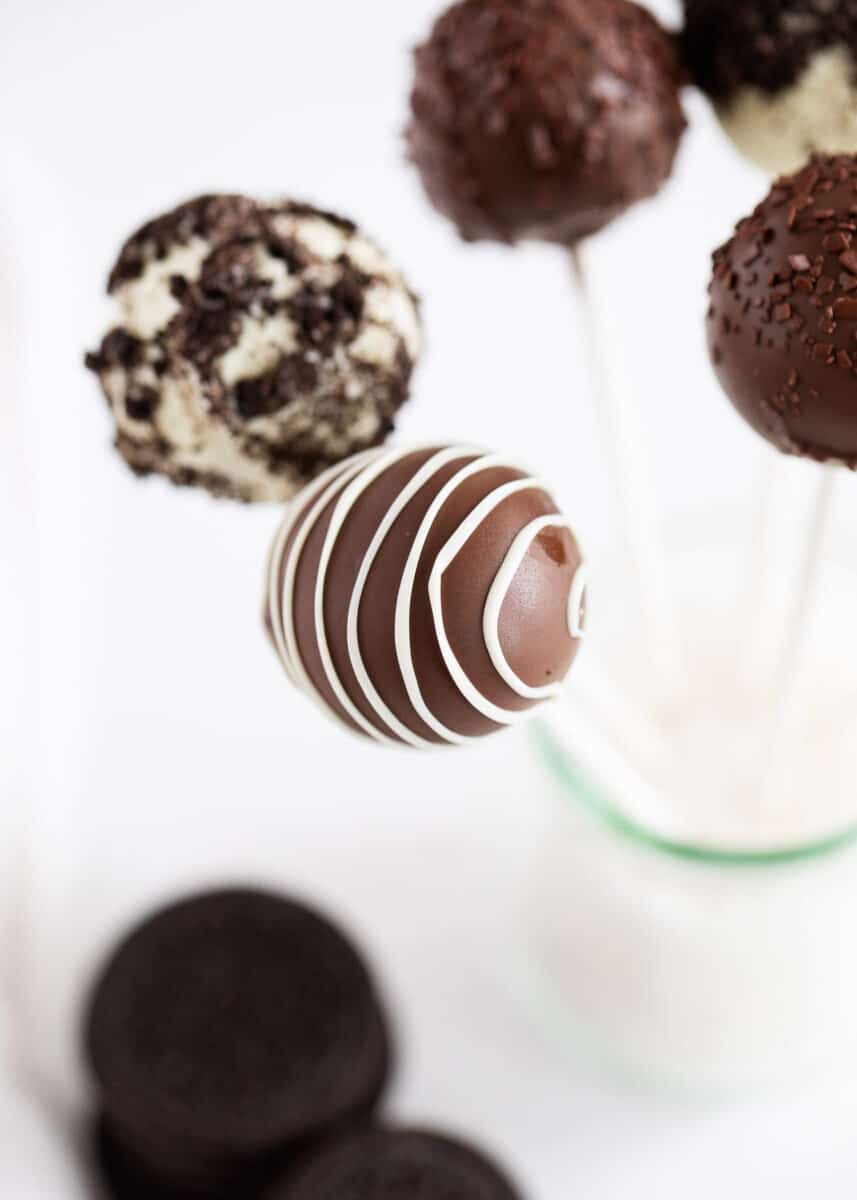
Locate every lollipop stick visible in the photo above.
<box><xmin>569</xmin><ymin>246</ymin><xmax>687</xmax><ymax>699</ymax></box>
<box><xmin>759</xmin><ymin>469</ymin><xmax>836</xmax><ymax>812</ymax></box>
<box><xmin>735</xmin><ymin>450</ymin><xmax>795</xmax><ymax>692</ymax></box>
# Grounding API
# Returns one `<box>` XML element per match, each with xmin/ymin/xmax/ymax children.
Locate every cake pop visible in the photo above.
<box><xmin>264</xmin><ymin>445</ymin><xmax>587</xmax><ymax>746</ymax></box>
<box><xmin>708</xmin><ymin>154</ymin><xmax>857</xmax><ymax>465</ymax></box>
<box><xmin>682</xmin><ymin>0</ymin><xmax>857</xmax><ymax>176</ymax></box>
<box><xmin>407</xmin><ymin>0</ymin><xmax>687</xmax><ymax>697</ymax></box>
<box><xmin>85</xmin><ymin>195</ymin><xmax>421</xmax><ymax>502</ymax></box>
<box><xmin>407</xmin><ymin>0</ymin><xmax>687</xmax><ymax>246</ymax></box>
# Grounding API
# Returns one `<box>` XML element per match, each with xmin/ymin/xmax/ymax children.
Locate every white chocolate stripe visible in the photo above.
<box><xmin>313</xmin><ymin>448</ymin><xmax>423</xmax><ymax>747</ymax></box>
<box><xmin>567</xmin><ymin>560</ymin><xmax>587</xmax><ymax>640</ymax></box>
<box><xmin>266</xmin><ymin>455</ymin><xmax>374</xmax><ymax>685</ymax></box>
<box><xmin>395</xmin><ymin>455</ymin><xmax>521</xmax><ymax>744</ymax></box>
<box><xmin>429</xmin><ymin>480</ymin><xmax>550</xmax><ymax>724</ymax></box>
<box><xmin>266</xmin><ymin>512</ymin><xmax>299</xmax><ymax>683</ymax></box>
<box><xmin>267</xmin><ymin>474</ymin><xmax>333</xmax><ymax>683</ymax></box>
<box><xmin>276</xmin><ymin>453</ymin><xmax>383</xmax><ymax>733</ymax></box>
<box><xmin>481</xmin><ymin>516</ymin><xmax>580</xmax><ymax>702</ymax></box>
<box><xmin>346</xmin><ymin>446</ymin><xmax>479</xmax><ymax>748</ymax></box>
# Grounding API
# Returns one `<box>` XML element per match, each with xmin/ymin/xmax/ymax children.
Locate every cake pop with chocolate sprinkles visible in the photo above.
<box><xmin>408</xmin><ymin>0</ymin><xmax>687</xmax><ymax>247</ymax></box>
<box><xmin>85</xmin><ymin>195</ymin><xmax>421</xmax><ymax>502</ymax></box>
<box><xmin>264</xmin><ymin>444</ymin><xmax>587</xmax><ymax>746</ymax></box>
<box><xmin>682</xmin><ymin>0</ymin><xmax>857</xmax><ymax>175</ymax></box>
<box><xmin>708</xmin><ymin>154</ymin><xmax>857</xmax><ymax>465</ymax></box>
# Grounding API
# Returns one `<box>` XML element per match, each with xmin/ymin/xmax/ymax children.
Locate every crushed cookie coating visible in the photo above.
<box><xmin>682</xmin><ymin>0</ymin><xmax>857</xmax><ymax>100</ymax></box>
<box><xmin>86</xmin><ymin>196</ymin><xmax>421</xmax><ymax>502</ymax></box>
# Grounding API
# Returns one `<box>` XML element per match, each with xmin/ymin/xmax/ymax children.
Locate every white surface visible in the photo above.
<box><xmin>0</xmin><ymin>1071</ymin><xmax>87</xmax><ymax>1199</ymax></box>
<box><xmin>7</xmin><ymin>0</ymin><xmax>857</xmax><ymax>1195</ymax></box>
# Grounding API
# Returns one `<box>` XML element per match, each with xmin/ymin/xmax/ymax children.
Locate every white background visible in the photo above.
<box><xmin>5</xmin><ymin>0</ymin><xmax>857</xmax><ymax>1195</ymax></box>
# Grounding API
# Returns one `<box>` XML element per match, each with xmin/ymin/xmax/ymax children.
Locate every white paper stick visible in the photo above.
<box><xmin>759</xmin><ymin>469</ymin><xmax>836</xmax><ymax>813</ymax></box>
<box><xmin>734</xmin><ymin>450</ymin><xmax>823</xmax><ymax>694</ymax></box>
<box><xmin>734</xmin><ymin>450</ymin><xmax>783</xmax><ymax>692</ymax></box>
<box><xmin>569</xmin><ymin>246</ymin><xmax>687</xmax><ymax>700</ymax></box>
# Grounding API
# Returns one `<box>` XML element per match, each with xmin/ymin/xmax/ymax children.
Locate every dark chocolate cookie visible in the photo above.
<box><xmin>266</xmin><ymin>1128</ymin><xmax>524</xmax><ymax>1200</ymax></box>
<box><xmin>92</xmin><ymin>1113</ymin><xmax>289</xmax><ymax>1199</ymax></box>
<box><xmin>84</xmin><ymin>889</ymin><xmax>392</xmax><ymax>1194</ymax></box>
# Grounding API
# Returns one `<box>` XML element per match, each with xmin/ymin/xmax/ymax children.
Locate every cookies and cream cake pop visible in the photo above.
<box><xmin>85</xmin><ymin>195</ymin><xmax>421</xmax><ymax>502</ymax></box>
<box><xmin>408</xmin><ymin>0</ymin><xmax>687</xmax><ymax>246</ymax></box>
<box><xmin>264</xmin><ymin>445</ymin><xmax>587</xmax><ymax>746</ymax></box>
<box><xmin>682</xmin><ymin>0</ymin><xmax>857</xmax><ymax>175</ymax></box>
<box><xmin>708</xmin><ymin>154</ymin><xmax>857</xmax><ymax>464</ymax></box>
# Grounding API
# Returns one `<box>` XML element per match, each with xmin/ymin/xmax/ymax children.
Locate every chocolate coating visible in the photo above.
<box><xmin>266</xmin><ymin>1128</ymin><xmax>522</xmax><ymax>1200</ymax></box>
<box><xmin>85</xmin><ymin>195</ymin><xmax>421</xmax><ymax>502</ymax></box>
<box><xmin>264</xmin><ymin>446</ymin><xmax>587</xmax><ymax>747</ymax></box>
<box><xmin>708</xmin><ymin>155</ymin><xmax>857</xmax><ymax>465</ymax></box>
<box><xmin>408</xmin><ymin>0</ymin><xmax>687</xmax><ymax>246</ymax></box>
<box><xmin>85</xmin><ymin>889</ymin><xmax>391</xmax><ymax>1193</ymax></box>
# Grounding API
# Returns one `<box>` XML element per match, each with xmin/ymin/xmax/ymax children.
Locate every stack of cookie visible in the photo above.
<box><xmin>84</xmin><ymin>888</ymin><xmax>521</xmax><ymax>1199</ymax></box>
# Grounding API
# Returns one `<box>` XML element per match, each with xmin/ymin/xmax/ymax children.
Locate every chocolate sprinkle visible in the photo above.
<box><xmin>408</xmin><ymin>0</ymin><xmax>686</xmax><ymax>247</ymax></box>
<box><xmin>708</xmin><ymin>153</ymin><xmax>857</xmax><ymax>466</ymax></box>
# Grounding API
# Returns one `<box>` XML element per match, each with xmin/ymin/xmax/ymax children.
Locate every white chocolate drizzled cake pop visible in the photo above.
<box><xmin>264</xmin><ymin>445</ymin><xmax>587</xmax><ymax>746</ymax></box>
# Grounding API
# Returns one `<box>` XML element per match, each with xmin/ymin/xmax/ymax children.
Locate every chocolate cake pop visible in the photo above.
<box><xmin>407</xmin><ymin>0</ymin><xmax>687</xmax><ymax>246</ymax></box>
<box><xmin>682</xmin><ymin>0</ymin><xmax>857</xmax><ymax>175</ymax></box>
<box><xmin>85</xmin><ymin>195</ymin><xmax>421</xmax><ymax>502</ymax></box>
<box><xmin>264</xmin><ymin>445</ymin><xmax>587</xmax><ymax>746</ymax></box>
<box><xmin>708</xmin><ymin>154</ymin><xmax>857</xmax><ymax>465</ymax></box>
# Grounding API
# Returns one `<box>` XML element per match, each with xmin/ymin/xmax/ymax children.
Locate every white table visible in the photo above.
<box><xmin>5</xmin><ymin>0</ymin><xmax>857</xmax><ymax>1194</ymax></box>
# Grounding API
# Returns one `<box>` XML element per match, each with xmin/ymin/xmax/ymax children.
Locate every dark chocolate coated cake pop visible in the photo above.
<box><xmin>682</xmin><ymin>0</ymin><xmax>857</xmax><ymax>175</ymax></box>
<box><xmin>708</xmin><ymin>154</ymin><xmax>857</xmax><ymax>465</ymax></box>
<box><xmin>408</xmin><ymin>0</ymin><xmax>687</xmax><ymax>247</ymax></box>
<box><xmin>264</xmin><ymin>445</ymin><xmax>587</xmax><ymax>746</ymax></box>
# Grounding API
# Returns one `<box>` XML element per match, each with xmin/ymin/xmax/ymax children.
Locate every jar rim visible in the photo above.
<box><xmin>533</xmin><ymin>722</ymin><xmax>857</xmax><ymax>868</ymax></box>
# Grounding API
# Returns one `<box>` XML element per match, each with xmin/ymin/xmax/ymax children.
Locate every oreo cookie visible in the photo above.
<box><xmin>92</xmin><ymin>1114</ymin><xmax>286</xmax><ymax>1199</ymax></box>
<box><xmin>84</xmin><ymin>889</ymin><xmax>392</xmax><ymax>1197</ymax></box>
<box><xmin>266</xmin><ymin>1128</ymin><xmax>524</xmax><ymax>1199</ymax></box>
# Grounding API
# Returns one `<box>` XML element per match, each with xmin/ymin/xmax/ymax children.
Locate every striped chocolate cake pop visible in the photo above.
<box><xmin>264</xmin><ymin>446</ymin><xmax>586</xmax><ymax>746</ymax></box>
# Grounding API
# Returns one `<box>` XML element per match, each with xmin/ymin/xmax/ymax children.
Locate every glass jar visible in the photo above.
<box><xmin>525</xmin><ymin>518</ymin><xmax>857</xmax><ymax>1093</ymax></box>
